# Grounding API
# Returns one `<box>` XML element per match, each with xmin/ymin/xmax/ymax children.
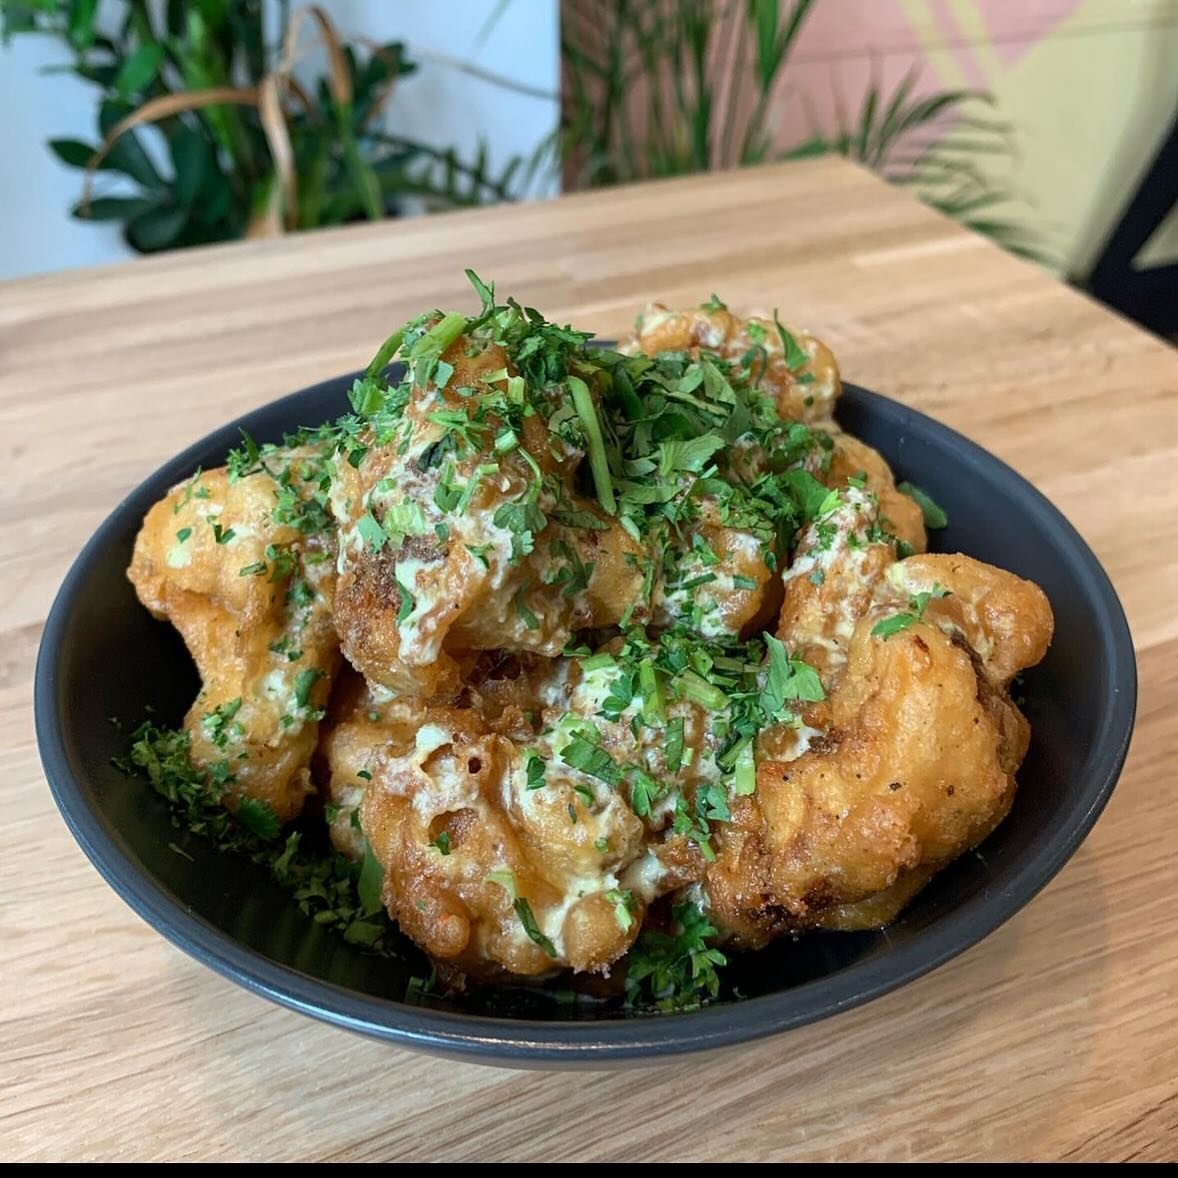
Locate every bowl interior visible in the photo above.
<box><xmin>36</xmin><ymin>374</ymin><xmax>1135</xmax><ymax>1058</ymax></box>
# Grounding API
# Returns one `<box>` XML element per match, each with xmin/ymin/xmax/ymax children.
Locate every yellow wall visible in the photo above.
<box><xmin>899</xmin><ymin>0</ymin><xmax>1178</xmax><ymax>275</ymax></box>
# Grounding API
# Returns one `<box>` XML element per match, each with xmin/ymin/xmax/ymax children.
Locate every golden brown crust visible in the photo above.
<box><xmin>707</xmin><ymin>552</ymin><xmax>1050</xmax><ymax>946</ymax></box>
<box><xmin>128</xmin><ymin>299</ymin><xmax>1055</xmax><ymax>990</ymax></box>
<box><xmin>128</xmin><ymin>462</ymin><xmax>338</xmax><ymax>821</ymax></box>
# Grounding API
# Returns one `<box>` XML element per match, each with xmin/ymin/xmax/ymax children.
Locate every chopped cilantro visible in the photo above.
<box><xmin>773</xmin><ymin>311</ymin><xmax>810</xmax><ymax>373</ymax></box>
<box><xmin>357</xmin><ymin>511</ymin><xmax>387</xmax><ymax>551</ymax></box>
<box><xmin>872</xmin><ymin>584</ymin><xmax>950</xmax><ymax>638</ymax></box>
<box><xmin>897</xmin><ymin>481</ymin><xmax>948</xmax><ymax>529</ymax></box>
<box><xmin>513</xmin><ymin>897</ymin><xmax>557</xmax><ymax>957</ymax></box>
<box><xmin>560</xmin><ymin>734</ymin><xmax>622</xmax><ymax>785</ymax></box>
<box><xmin>524</xmin><ymin>752</ymin><xmax>546</xmax><ymax>790</ymax></box>
<box><xmin>235</xmin><ymin>797</ymin><xmax>280</xmax><ymax>841</ymax></box>
<box><xmin>625</xmin><ymin>902</ymin><xmax>726</xmax><ymax>1010</ymax></box>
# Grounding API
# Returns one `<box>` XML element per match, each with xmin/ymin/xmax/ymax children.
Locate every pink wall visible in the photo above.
<box><xmin>764</xmin><ymin>0</ymin><xmax>1082</xmax><ymax>154</ymax></box>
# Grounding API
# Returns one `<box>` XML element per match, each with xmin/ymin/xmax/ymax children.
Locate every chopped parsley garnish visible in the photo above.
<box><xmin>494</xmin><ymin>498</ymin><xmax>547</xmax><ymax>561</ymax></box>
<box><xmin>872</xmin><ymin>584</ymin><xmax>951</xmax><ymax>638</ymax></box>
<box><xmin>560</xmin><ymin>733</ymin><xmax>622</xmax><ymax>786</ymax></box>
<box><xmin>176</xmin><ymin>527</ymin><xmax>191</xmax><ymax>543</ymax></box>
<box><xmin>897</xmin><ymin>481</ymin><xmax>948</xmax><ymax>529</ymax></box>
<box><xmin>773</xmin><ymin>312</ymin><xmax>810</xmax><ymax>374</ymax></box>
<box><xmin>211</xmin><ymin>523</ymin><xmax>235</xmax><ymax>544</ymax></box>
<box><xmin>513</xmin><ymin>897</ymin><xmax>557</xmax><ymax>956</ymax></box>
<box><xmin>121</xmin><ymin>722</ymin><xmax>395</xmax><ymax>951</ymax></box>
<box><xmin>486</xmin><ymin>867</ymin><xmax>517</xmax><ymax>899</ymax></box>
<box><xmin>201</xmin><ymin>697</ymin><xmax>243</xmax><ymax>749</ymax></box>
<box><xmin>234</xmin><ymin>797</ymin><xmax>280</xmax><ymax>841</ymax></box>
<box><xmin>606</xmin><ymin>888</ymin><xmax>638</xmax><ymax>932</ymax></box>
<box><xmin>293</xmin><ymin>667</ymin><xmax>324</xmax><ymax>711</ymax></box>
<box><xmin>357</xmin><ymin>511</ymin><xmax>387</xmax><ymax>551</ymax></box>
<box><xmin>357</xmin><ymin>842</ymin><xmax>385</xmax><ymax>916</ymax></box>
<box><xmin>759</xmin><ymin>634</ymin><xmax>825</xmax><ymax>721</ymax></box>
<box><xmin>514</xmin><ymin>586</ymin><xmax>539</xmax><ymax>630</ymax></box>
<box><xmin>625</xmin><ymin>901</ymin><xmax>727</xmax><ymax>1010</ymax></box>
<box><xmin>394</xmin><ymin>567</ymin><xmax>416</xmax><ymax>625</ymax></box>
<box><xmin>524</xmin><ymin>752</ymin><xmax>546</xmax><ymax>789</ymax></box>
<box><xmin>430</xmin><ymin>831</ymin><xmax>452</xmax><ymax>856</ymax></box>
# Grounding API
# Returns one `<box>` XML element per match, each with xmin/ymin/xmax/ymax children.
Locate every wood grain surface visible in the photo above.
<box><xmin>2</xmin><ymin>158</ymin><xmax>1176</xmax><ymax>1162</ymax></box>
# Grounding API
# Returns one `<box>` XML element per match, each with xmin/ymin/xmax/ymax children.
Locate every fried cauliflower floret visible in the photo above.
<box><xmin>127</xmin><ymin>281</ymin><xmax>1058</xmax><ymax>1004</ymax></box>
<box><xmin>619</xmin><ymin>302</ymin><xmax>841</xmax><ymax>424</ymax></box>
<box><xmin>651</xmin><ymin>511</ymin><xmax>780</xmax><ymax>639</ymax></box>
<box><xmin>705</xmin><ymin>553</ymin><xmax>1052</xmax><ymax>946</ymax></box>
<box><xmin>823</xmin><ymin>434</ymin><xmax>926</xmax><ymax>556</ymax></box>
<box><xmin>329</xmin><ymin>334</ymin><xmax>643</xmax><ymax>699</ymax></box>
<box><xmin>323</xmin><ymin>651</ymin><xmax>715</xmax><ymax>980</ymax></box>
<box><xmin>359</xmin><ymin>714</ymin><xmax>648</xmax><ymax>979</ymax></box>
<box><xmin>777</xmin><ymin>486</ymin><xmax>896</xmax><ymax>687</ymax></box>
<box><xmin>128</xmin><ymin>460</ymin><xmax>338</xmax><ymax>822</ymax></box>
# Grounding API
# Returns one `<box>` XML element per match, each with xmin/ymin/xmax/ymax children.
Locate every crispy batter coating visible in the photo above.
<box><xmin>128</xmin><ymin>461</ymin><xmax>338</xmax><ymax>821</ymax></box>
<box><xmin>329</xmin><ymin>336</ymin><xmax>644</xmax><ymax>699</ymax></box>
<box><xmin>706</xmin><ymin>553</ymin><xmax>1052</xmax><ymax>946</ymax></box>
<box><xmin>321</xmin><ymin>652</ymin><xmax>713</xmax><ymax>979</ymax></box>
<box><xmin>824</xmin><ymin>433</ymin><xmax>927</xmax><ymax>556</ymax></box>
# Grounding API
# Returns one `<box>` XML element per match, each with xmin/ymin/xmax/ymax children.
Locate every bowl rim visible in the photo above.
<box><xmin>34</xmin><ymin>372</ymin><xmax>1138</xmax><ymax>1065</ymax></box>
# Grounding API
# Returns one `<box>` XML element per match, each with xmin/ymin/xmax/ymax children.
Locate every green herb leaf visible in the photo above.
<box><xmin>357</xmin><ymin>511</ymin><xmax>388</xmax><ymax>551</ymax></box>
<box><xmin>358</xmin><ymin>842</ymin><xmax>385</xmax><ymax>916</ymax></box>
<box><xmin>293</xmin><ymin>668</ymin><xmax>324</xmax><ymax>710</ymax></box>
<box><xmin>773</xmin><ymin>311</ymin><xmax>810</xmax><ymax>373</ymax></box>
<box><xmin>560</xmin><ymin>734</ymin><xmax>621</xmax><ymax>785</ymax></box>
<box><xmin>760</xmin><ymin>635</ymin><xmax>825</xmax><ymax>720</ymax></box>
<box><xmin>234</xmin><ymin>797</ymin><xmax>280</xmax><ymax>841</ymax></box>
<box><xmin>486</xmin><ymin>867</ymin><xmax>517</xmax><ymax>899</ymax></box>
<box><xmin>897</xmin><ymin>481</ymin><xmax>948</xmax><ymax>529</ymax></box>
<box><xmin>513</xmin><ymin>897</ymin><xmax>557</xmax><ymax>956</ymax></box>
<box><xmin>625</xmin><ymin>901</ymin><xmax>726</xmax><ymax>1011</ymax></box>
<box><xmin>568</xmin><ymin>375</ymin><xmax>616</xmax><ymax>515</ymax></box>
<box><xmin>525</xmin><ymin>752</ymin><xmax>546</xmax><ymax>790</ymax></box>
<box><xmin>395</xmin><ymin>566</ymin><xmax>416</xmax><ymax>625</ymax></box>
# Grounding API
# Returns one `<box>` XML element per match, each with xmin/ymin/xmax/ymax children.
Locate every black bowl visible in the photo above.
<box><xmin>35</xmin><ymin>370</ymin><xmax>1136</xmax><ymax>1067</ymax></box>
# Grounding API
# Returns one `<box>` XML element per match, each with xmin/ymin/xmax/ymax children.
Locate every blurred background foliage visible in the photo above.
<box><xmin>560</xmin><ymin>0</ymin><xmax>1044</xmax><ymax>260</ymax></box>
<box><xmin>1</xmin><ymin>0</ymin><xmax>1044</xmax><ymax>261</ymax></box>
<box><xmin>1</xmin><ymin>0</ymin><xmax>535</xmax><ymax>251</ymax></box>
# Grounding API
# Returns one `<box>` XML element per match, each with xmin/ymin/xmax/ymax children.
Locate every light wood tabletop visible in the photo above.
<box><xmin>2</xmin><ymin>157</ymin><xmax>1176</xmax><ymax>1162</ymax></box>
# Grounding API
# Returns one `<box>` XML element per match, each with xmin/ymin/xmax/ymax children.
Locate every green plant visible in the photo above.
<box><xmin>2</xmin><ymin>0</ymin><xmax>527</xmax><ymax>252</ymax></box>
<box><xmin>560</xmin><ymin>0</ymin><xmax>1046</xmax><ymax>261</ymax></box>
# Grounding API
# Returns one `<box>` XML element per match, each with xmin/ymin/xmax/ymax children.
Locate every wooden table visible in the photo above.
<box><xmin>3</xmin><ymin>158</ymin><xmax>1176</xmax><ymax>1162</ymax></box>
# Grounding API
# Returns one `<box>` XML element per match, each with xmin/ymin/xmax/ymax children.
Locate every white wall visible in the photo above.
<box><xmin>0</xmin><ymin>1</ymin><xmax>560</xmax><ymax>281</ymax></box>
